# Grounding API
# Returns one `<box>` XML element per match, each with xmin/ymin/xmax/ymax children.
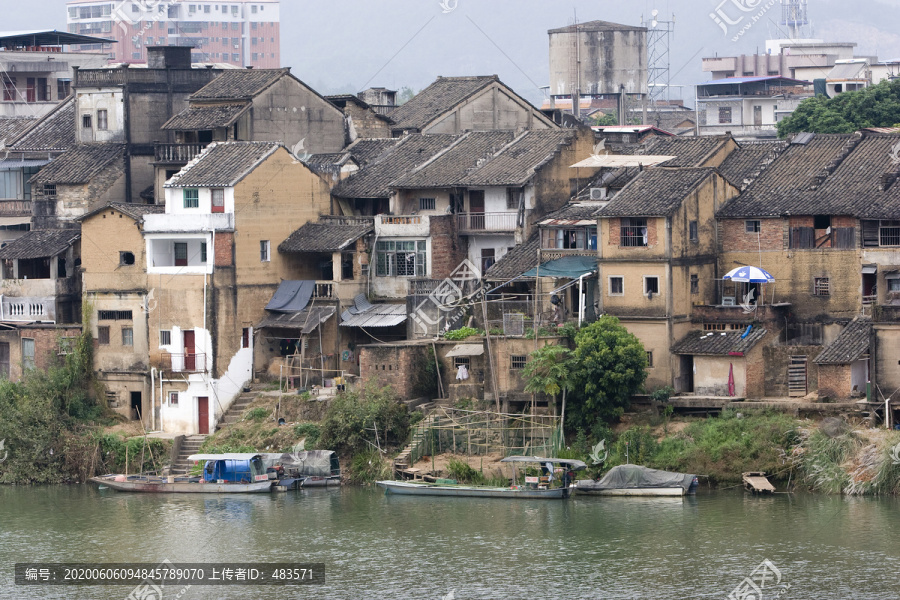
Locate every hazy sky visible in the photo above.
<box><xmin>5</xmin><ymin>1</ymin><xmax>900</xmax><ymax>105</ymax></box>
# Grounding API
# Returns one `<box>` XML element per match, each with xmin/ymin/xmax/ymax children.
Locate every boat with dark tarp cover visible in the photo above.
<box><xmin>575</xmin><ymin>464</ymin><xmax>698</xmax><ymax>496</ymax></box>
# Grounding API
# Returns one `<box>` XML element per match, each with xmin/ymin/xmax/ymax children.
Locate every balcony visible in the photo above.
<box><xmin>0</xmin><ymin>296</ymin><xmax>55</xmax><ymax>322</ymax></box>
<box><xmin>312</xmin><ymin>280</ymin><xmax>367</xmax><ymax>301</ymax></box>
<box><xmin>375</xmin><ymin>214</ymin><xmax>430</xmax><ymax>237</ymax></box>
<box><xmin>0</xmin><ymin>200</ymin><xmax>31</xmax><ymax>217</ymax></box>
<box><xmin>539</xmin><ymin>249</ymin><xmax>597</xmax><ymax>261</ymax></box>
<box><xmin>159</xmin><ymin>352</ymin><xmax>208</xmax><ymax>373</ymax></box>
<box><xmin>456</xmin><ymin>212</ymin><xmax>517</xmax><ymax>234</ymax></box>
<box><xmin>154</xmin><ymin>143</ymin><xmax>205</xmax><ymax>164</ymax></box>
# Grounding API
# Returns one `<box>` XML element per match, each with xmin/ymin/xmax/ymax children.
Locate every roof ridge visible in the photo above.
<box><xmin>806</xmin><ymin>131</ymin><xmax>864</xmax><ymax>191</ymax></box>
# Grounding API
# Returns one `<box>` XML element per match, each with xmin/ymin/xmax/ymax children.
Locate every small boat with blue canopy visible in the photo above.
<box><xmin>90</xmin><ymin>453</ymin><xmax>274</xmax><ymax>493</ymax></box>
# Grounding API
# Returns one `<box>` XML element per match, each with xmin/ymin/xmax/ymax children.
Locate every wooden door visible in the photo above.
<box><xmin>174</xmin><ymin>242</ymin><xmax>188</xmax><ymax>267</ymax></box>
<box><xmin>469</xmin><ymin>190</ymin><xmax>485</xmax><ymax>230</ymax></box>
<box><xmin>198</xmin><ymin>397</ymin><xmax>209</xmax><ymax>435</ymax></box>
<box><xmin>0</xmin><ymin>342</ymin><xmax>9</xmax><ymax>379</ymax></box>
<box><xmin>788</xmin><ymin>356</ymin><xmax>808</xmax><ymax>397</ymax></box>
<box><xmin>184</xmin><ymin>330</ymin><xmax>196</xmax><ymax>371</ymax></box>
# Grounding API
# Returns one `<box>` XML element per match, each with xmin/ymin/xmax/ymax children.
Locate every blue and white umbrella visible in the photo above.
<box><xmin>723</xmin><ymin>266</ymin><xmax>774</xmax><ymax>283</ymax></box>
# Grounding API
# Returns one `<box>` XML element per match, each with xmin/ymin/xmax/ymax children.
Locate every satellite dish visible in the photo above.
<box><xmin>651</xmin><ymin>20</ymin><xmax>658</xmax><ymax>28</ymax></box>
<box><xmin>651</xmin><ymin>9</ymin><xmax>659</xmax><ymax>17</ymax></box>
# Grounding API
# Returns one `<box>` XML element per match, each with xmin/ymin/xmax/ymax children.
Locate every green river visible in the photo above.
<box><xmin>0</xmin><ymin>484</ymin><xmax>898</xmax><ymax>599</ymax></box>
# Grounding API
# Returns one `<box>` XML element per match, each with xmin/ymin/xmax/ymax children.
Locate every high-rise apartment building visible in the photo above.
<box><xmin>65</xmin><ymin>0</ymin><xmax>280</xmax><ymax>68</ymax></box>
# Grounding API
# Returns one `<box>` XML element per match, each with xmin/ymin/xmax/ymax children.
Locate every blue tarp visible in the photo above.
<box><xmin>521</xmin><ymin>255</ymin><xmax>597</xmax><ymax>279</ymax></box>
<box><xmin>265</xmin><ymin>280</ymin><xmax>314</xmax><ymax>312</ymax></box>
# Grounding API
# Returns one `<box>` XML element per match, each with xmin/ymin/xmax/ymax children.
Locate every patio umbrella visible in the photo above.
<box><xmin>723</xmin><ymin>266</ymin><xmax>774</xmax><ymax>283</ymax></box>
<box><xmin>727</xmin><ymin>363</ymin><xmax>735</xmax><ymax>397</ymax></box>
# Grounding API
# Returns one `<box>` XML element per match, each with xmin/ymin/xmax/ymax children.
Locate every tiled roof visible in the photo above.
<box><xmin>302</xmin><ymin>152</ymin><xmax>356</xmax><ymax>176</ymax></box>
<box><xmin>30</xmin><ymin>144</ymin><xmax>125</xmax><ymax>185</ymax></box>
<box><xmin>388</xmin><ymin>76</ymin><xmax>497</xmax><ymax>132</ymax></box>
<box><xmin>11</xmin><ymin>97</ymin><xmax>76</xmax><ymax>151</ymax></box>
<box><xmin>484</xmin><ymin>232</ymin><xmax>540</xmax><ymax>280</ymax></box>
<box><xmin>0</xmin><ymin>116</ymin><xmax>37</xmax><ymax>144</ymax></box>
<box><xmin>166</xmin><ymin>141</ymin><xmax>281</xmax><ymax>188</ymax></box>
<box><xmin>78</xmin><ymin>202</ymin><xmax>166</xmax><ymax>223</ymax></box>
<box><xmin>332</xmin><ymin>134</ymin><xmax>458</xmax><ymax>199</ymax></box>
<box><xmin>548</xmin><ymin>20</ymin><xmax>646</xmax><ymax>33</ymax></box>
<box><xmin>344</xmin><ymin>138</ymin><xmax>400</xmax><ymax>167</ymax></box>
<box><xmin>716</xmin><ymin>133</ymin><xmax>855</xmax><ymax>218</ymax></box>
<box><xmin>279</xmin><ymin>219</ymin><xmax>373</xmax><ymax>253</ymax></box>
<box><xmin>716</xmin><ymin>140</ymin><xmax>787</xmax><ymax>190</ymax></box>
<box><xmin>815</xmin><ymin>318</ymin><xmax>871</xmax><ymax>365</ymax></box>
<box><xmin>190</xmin><ymin>68</ymin><xmax>290</xmax><ymax>100</ymax></box>
<box><xmin>459</xmin><ymin>130</ymin><xmax>577</xmax><ymax>186</ymax></box>
<box><xmin>598</xmin><ymin>168</ymin><xmax>717</xmax><ymax>217</ymax></box>
<box><xmin>640</xmin><ymin>135</ymin><xmax>731</xmax><ymax>167</ymax></box>
<box><xmin>162</xmin><ymin>103</ymin><xmax>250</xmax><ymax>130</ymax></box>
<box><xmin>391</xmin><ymin>131</ymin><xmax>516</xmax><ymax>188</ymax></box>
<box><xmin>0</xmin><ymin>228</ymin><xmax>80</xmax><ymax>260</ymax></box>
<box><xmin>814</xmin><ymin>134</ymin><xmax>900</xmax><ymax>220</ymax></box>
<box><xmin>671</xmin><ymin>327</ymin><xmax>767</xmax><ymax>356</ymax></box>
<box><xmin>538</xmin><ymin>202</ymin><xmax>603</xmax><ymax>225</ymax></box>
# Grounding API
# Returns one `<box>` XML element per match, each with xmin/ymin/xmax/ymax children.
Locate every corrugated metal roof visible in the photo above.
<box><xmin>257</xmin><ymin>305</ymin><xmax>336</xmax><ymax>334</ymax></box>
<box><xmin>340</xmin><ymin>304</ymin><xmax>407</xmax><ymax>327</ymax></box>
<box><xmin>446</xmin><ymin>344</ymin><xmax>485</xmax><ymax>357</ymax></box>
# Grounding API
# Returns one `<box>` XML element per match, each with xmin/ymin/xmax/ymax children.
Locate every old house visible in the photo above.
<box><xmin>387</xmin><ymin>75</ymin><xmax>557</xmax><ymax>137</ymax></box>
<box><xmin>157</xmin><ymin>67</ymin><xmax>347</xmax><ymax>202</ymax></box>
<box><xmin>325</xmin><ymin>94</ymin><xmax>393</xmax><ymax>140</ymax></box>
<box><xmin>111</xmin><ymin>140</ymin><xmax>333</xmax><ymax>434</ymax></box>
<box><xmin>695</xmin><ymin>76</ymin><xmax>812</xmax><ymax>138</ymax></box>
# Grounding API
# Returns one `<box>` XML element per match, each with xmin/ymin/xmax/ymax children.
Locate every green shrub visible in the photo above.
<box><xmin>292</xmin><ymin>423</ymin><xmax>321</xmax><ymax>448</ymax></box>
<box><xmin>446</xmin><ymin>458</ymin><xmax>484</xmax><ymax>484</ymax></box>
<box><xmin>347</xmin><ymin>448</ymin><xmax>390</xmax><ymax>484</ymax></box>
<box><xmin>443</xmin><ymin>326</ymin><xmax>483</xmax><ymax>340</ymax></box>
<box><xmin>245</xmin><ymin>407</ymin><xmax>270</xmax><ymax>422</ymax></box>
<box><xmin>319</xmin><ymin>381</ymin><xmax>411</xmax><ymax>454</ymax></box>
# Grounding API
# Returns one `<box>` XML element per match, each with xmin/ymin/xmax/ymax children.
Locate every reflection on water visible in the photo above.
<box><xmin>0</xmin><ymin>485</ymin><xmax>899</xmax><ymax>599</ymax></box>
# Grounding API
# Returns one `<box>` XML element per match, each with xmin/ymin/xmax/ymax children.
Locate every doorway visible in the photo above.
<box><xmin>184</xmin><ymin>330</ymin><xmax>196</xmax><ymax>371</ymax></box>
<box><xmin>677</xmin><ymin>355</ymin><xmax>694</xmax><ymax>393</ymax></box>
<box><xmin>469</xmin><ymin>190</ymin><xmax>485</xmax><ymax>230</ymax></box>
<box><xmin>130</xmin><ymin>391</ymin><xmax>142</xmax><ymax>421</ymax></box>
<box><xmin>788</xmin><ymin>356</ymin><xmax>808</xmax><ymax>397</ymax></box>
<box><xmin>198</xmin><ymin>397</ymin><xmax>209</xmax><ymax>435</ymax></box>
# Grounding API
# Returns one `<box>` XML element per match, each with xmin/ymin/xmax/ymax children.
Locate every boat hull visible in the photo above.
<box><xmin>377</xmin><ymin>480</ymin><xmax>569</xmax><ymax>499</ymax></box>
<box><xmin>575</xmin><ymin>486</ymin><xmax>685</xmax><ymax>497</ymax></box>
<box><xmin>91</xmin><ymin>475</ymin><xmax>273</xmax><ymax>493</ymax></box>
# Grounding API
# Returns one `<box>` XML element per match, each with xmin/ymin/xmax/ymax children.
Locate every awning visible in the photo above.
<box><xmin>0</xmin><ymin>159</ymin><xmax>51</xmax><ymax>169</ymax></box>
<box><xmin>257</xmin><ymin>306</ymin><xmax>336</xmax><ymax>334</ymax></box>
<box><xmin>570</xmin><ymin>155</ymin><xmax>675</xmax><ymax>169</ymax></box>
<box><xmin>522</xmin><ymin>255</ymin><xmax>597</xmax><ymax>279</ymax></box>
<box><xmin>862</xmin><ymin>265</ymin><xmax>877</xmax><ymax>274</ymax></box>
<box><xmin>265</xmin><ymin>280</ymin><xmax>314</xmax><ymax>312</ymax></box>
<box><xmin>340</xmin><ymin>303</ymin><xmax>407</xmax><ymax>327</ymax></box>
<box><xmin>0</xmin><ymin>217</ymin><xmax>30</xmax><ymax>227</ymax></box>
<box><xmin>446</xmin><ymin>344</ymin><xmax>484</xmax><ymax>358</ymax></box>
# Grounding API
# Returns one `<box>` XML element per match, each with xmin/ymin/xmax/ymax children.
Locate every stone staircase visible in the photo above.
<box><xmin>393</xmin><ymin>408</ymin><xmax>444</xmax><ymax>475</ymax></box>
<box><xmin>169</xmin><ymin>435</ymin><xmax>207</xmax><ymax>475</ymax></box>
<box><xmin>215</xmin><ymin>392</ymin><xmax>256</xmax><ymax>430</ymax></box>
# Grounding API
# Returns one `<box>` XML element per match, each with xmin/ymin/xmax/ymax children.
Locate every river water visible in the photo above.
<box><xmin>0</xmin><ymin>484</ymin><xmax>898</xmax><ymax>599</ymax></box>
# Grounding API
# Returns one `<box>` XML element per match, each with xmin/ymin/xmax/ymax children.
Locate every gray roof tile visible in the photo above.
<box><xmin>162</xmin><ymin>103</ymin><xmax>250</xmax><ymax>130</ymax></box>
<box><xmin>391</xmin><ymin>131</ymin><xmax>517</xmax><ymax>188</ymax></box>
<box><xmin>190</xmin><ymin>68</ymin><xmax>290</xmax><ymax>100</ymax></box>
<box><xmin>0</xmin><ymin>116</ymin><xmax>37</xmax><ymax>144</ymax></box>
<box><xmin>279</xmin><ymin>218</ymin><xmax>373</xmax><ymax>253</ymax></box>
<box><xmin>671</xmin><ymin>327</ymin><xmax>767</xmax><ymax>356</ymax></box>
<box><xmin>0</xmin><ymin>228</ymin><xmax>80</xmax><ymax>260</ymax></box>
<box><xmin>815</xmin><ymin>318</ymin><xmax>871</xmax><ymax>364</ymax></box>
<box><xmin>388</xmin><ymin>76</ymin><xmax>497</xmax><ymax>132</ymax></box>
<box><xmin>30</xmin><ymin>143</ymin><xmax>124</xmax><ymax>185</ymax></box>
<box><xmin>484</xmin><ymin>232</ymin><xmax>540</xmax><ymax>280</ymax></box>
<box><xmin>716</xmin><ymin>140</ymin><xmax>787</xmax><ymax>190</ymax></box>
<box><xmin>11</xmin><ymin>97</ymin><xmax>76</xmax><ymax>152</ymax></box>
<box><xmin>640</xmin><ymin>135</ymin><xmax>731</xmax><ymax>167</ymax></box>
<box><xmin>459</xmin><ymin>130</ymin><xmax>577</xmax><ymax>187</ymax></box>
<box><xmin>165</xmin><ymin>141</ymin><xmax>281</xmax><ymax>188</ymax></box>
<box><xmin>598</xmin><ymin>167</ymin><xmax>718</xmax><ymax>217</ymax></box>
<box><xmin>343</xmin><ymin>138</ymin><xmax>400</xmax><ymax>167</ymax></box>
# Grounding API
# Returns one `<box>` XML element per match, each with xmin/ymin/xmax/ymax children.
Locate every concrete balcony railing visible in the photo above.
<box><xmin>313</xmin><ymin>280</ymin><xmax>367</xmax><ymax>301</ymax></box>
<box><xmin>0</xmin><ymin>200</ymin><xmax>32</xmax><ymax>217</ymax></box>
<box><xmin>0</xmin><ymin>296</ymin><xmax>55</xmax><ymax>322</ymax></box>
<box><xmin>538</xmin><ymin>249</ymin><xmax>597</xmax><ymax>261</ymax></box>
<box><xmin>456</xmin><ymin>212</ymin><xmax>517</xmax><ymax>233</ymax></box>
<box><xmin>154</xmin><ymin>143</ymin><xmax>205</xmax><ymax>164</ymax></box>
<box><xmin>375</xmin><ymin>214</ymin><xmax>429</xmax><ymax>237</ymax></box>
<box><xmin>159</xmin><ymin>352</ymin><xmax>208</xmax><ymax>373</ymax></box>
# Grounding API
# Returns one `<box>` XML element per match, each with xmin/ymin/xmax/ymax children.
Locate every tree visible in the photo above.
<box><xmin>566</xmin><ymin>316</ymin><xmax>648</xmax><ymax>430</ymax></box>
<box><xmin>523</xmin><ymin>344</ymin><xmax>573</xmax><ymax>425</ymax></box>
<box><xmin>592</xmin><ymin>112</ymin><xmax>619</xmax><ymax>126</ymax></box>
<box><xmin>397</xmin><ymin>86</ymin><xmax>416</xmax><ymax>105</ymax></box>
<box><xmin>777</xmin><ymin>79</ymin><xmax>900</xmax><ymax>137</ymax></box>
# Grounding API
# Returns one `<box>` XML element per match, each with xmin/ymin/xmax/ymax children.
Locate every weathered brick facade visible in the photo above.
<box><xmin>817</xmin><ymin>364</ymin><xmax>853</xmax><ymax>399</ymax></box>
<box><xmin>429</xmin><ymin>214</ymin><xmax>467</xmax><ymax>281</ymax></box>
<box><xmin>359</xmin><ymin>343</ymin><xmax>437</xmax><ymax>400</ymax></box>
<box><xmin>720</xmin><ymin>217</ymin><xmax>783</xmax><ymax>252</ymax></box>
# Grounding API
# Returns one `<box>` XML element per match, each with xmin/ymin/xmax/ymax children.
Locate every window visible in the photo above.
<box><xmin>57</xmin><ymin>79</ymin><xmax>71</xmax><ymax>100</ymax></box>
<box><xmin>789</xmin><ymin>226</ymin><xmax>815</xmax><ymax>249</ymax></box>
<box><xmin>211</xmin><ymin>188</ymin><xmax>225</xmax><ymax>212</ymax></box>
<box><xmin>183</xmin><ymin>188</ymin><xmax>199</xmax><ymax>209</ymax></box>
<box><xmin>689</xmin><ymin>220</ymin><xmax>698</xmax><ymax>242</ymax></box>
<box><xmin>242</xmin><ymin>328</ymin><xmax>250</xmax><ymax>349</ymax></box>
<box><xmin>98</xmin><ymin>326</ymin><xmax>110</xmax><ymax>345</ymax></box>
<box><xmin>22</xmin><ymin>338</ymin><xmax>35</xmax><ymax>370</ymax></box>
<box><xmin>96</xmin><ymin>109</ymin><xmax>108</xmax><ymax>130</ymax></box>
<box><xmin>122</xmin><ymin>327</ymin><xmax>134</xmax><ymax>346</ymax></box>
<box><xmin>2</xmin><ymin>76</ymin><xmax>15</xmax><ymax>102</ymax></box>
<box><xmin>690</xmin><ymin>274</ymin><xmax>699</xmax><ymax>295</ymax></box>
<box><xmin>200</xmin><ymin>242</ymin><xmax>207</xmax><ymax>263</ymax></box>
<box><xmin>814</xmin><ymin>277</ymin><xmax>830</xmax><ymax>296</ymax></box>
<box><xmin>889</xmin><ymin>278</ymin><xmax>900</xmax><ymax>293</ymax></box>
<box><xmin>119</xmin><ymin>251</ymin><xmax>135</xmax><ymax>266</ymax></box>
<box><xmin>704</xmin><ymin>323</ymin><xmax>728</xmax><ymax>331</ymax></box>
<box><xmin>646</xmin><ymin>351</ymin><xmax>654</xmax><ymax>368</ymax></box>
<box><xmin>174</xmin><ymin>242</ymin><xmax>188</xmax><ymax>267</ymax></box>
<box><xmin>507</xmin><ymin>188</ymin><xmax>524</xmax><ymax>210</ymax></box>
<box><xmin>880</xmin><ymin>220</ymin><xmax>900</xmax><ymax>246</ymax></box>
<box><xmin>43</xmin><ymin>184</ymin><xmax>57</xmax><ymax>200</ymax></box>
<box><xmin>620</xmin><ymin>218</ymin><xmax>648</xmax><ymax>247</ymax></box>
<box><xmin>644</xmin><ymin>276</ymin><xmax>659</xmax><ymax>297</ymax></box>
<box><xmin>510</xmin><ymin>355</ymin><xmax>527</xmax><ymax>370</ymax></box>
<box><xmin>98</xmin><ymin>310</ymin><xmax>133</xmax><ymax>321</ymax></box>
<box><xmin>481</xmin><ymin>248</ymin><xmax>495</xmax><ymax>273</ymax></box>
<box><xmin>160</xmin><ymin>330</ymin><xmax>172</xmax><ymax>346</ymax></box>
<box><xmin>718</xmin><ymin>106</ymin><xmax>732</xmax><ymax>124</ymax></box>
<box><xmin>168</xmin><ymin>391</ymin><xmax>179</xmax><ymax>406</ymax></box>
<box><xmin>258</xmin><ymin>240</ymin><xmax>270</xmax><ymax>262</ymax></box>
<box><xmin>814</xmin><ymin>215</ymin><xmax>831</xmax><ymax>230</ymax></box>
<box><xmin>745</xmin><ymin>220</ymin><xmax>761</xmax><ymax>233</ymax></box>
<box><xmin>419</xmin><ymin>197</ymin><xmax>436</xmax><ymax>211</ymax></box>
<box><xmin>454</xmin><ymin>356</ymin><xmax>470</xmax><ymax>370</ymax></box>
<box><xmin>609</xmin><ymin>276</ymin><xmax>624</xmax><ymax>296</ymax></box>
<box><xmin>375</xmin><ymin>240</ymin><xmax>427</xmax><ymax>277</ymax></box>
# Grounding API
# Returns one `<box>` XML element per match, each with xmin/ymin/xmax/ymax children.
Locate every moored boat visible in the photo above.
<box><xmin>377</xmin><ymin>456</ymin><xmax>587</xmax><ymax>500</ymax></box>
<box><xmin>575</xmin><ymin>464</ymin><xmax>698</xmax><ymax>497</ymax></box>
<box><xmin>90</xmin><ymin>453</ymin><xmax>275</xmax><ymax>493</ymax></box>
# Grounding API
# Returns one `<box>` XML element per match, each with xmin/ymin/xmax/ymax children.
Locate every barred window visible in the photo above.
<box><xmin>160</xmin><ymin>330</ymin><xmax>172</xmax><ymax>346</ymax></box>
<box><xmin>620</xmin><ymin>218</ymin><xmax>648</xmax><ymax>247</ymax></box>
<box><xmin>375</xmin><ymin>240</ymin><xmax>426</xmax><ymax>277</ymax></box>
<box><xmin>419</xmin><ymin>197</ymin><xmax>436</xmax><ymax>211</ymax></box>
<box><xmin>510</xmin><ymin>355</ymin><xmax>527</xmax><ymax>370</ymax></box>
<box><xmin>814</xmin><ymin>277</ymin><xmax>830</xmax><ymax>296</ymax></box>
<box><xmin>98</xmin><ymin>310</ymin><xmax>133</xmax><ymax>321</ymax></box>
<box><xmin>183</xmin><ymin>188</ymin><xmax>199</xmax><ymax>209</ymax></box>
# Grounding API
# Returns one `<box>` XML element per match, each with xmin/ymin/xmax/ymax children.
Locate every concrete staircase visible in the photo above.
<box><xmin>215</xmin><ymin>392</ymin><xmax>256</xmax><ymax>430</ymax></box>
<box><xmin>393</xmin><ymin>409</ymin><xmax>443</xmax><ymax>475</ymax></box>
<box><xmin>169</xmin><ymin>435</ymin><xmax>207</xmax><ymax>475</ymax></box>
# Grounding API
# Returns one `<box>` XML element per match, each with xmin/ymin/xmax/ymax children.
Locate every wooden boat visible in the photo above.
<box><xmin>90</xmin><ymin>473</ymin><xmax>274</xmax><ymax>493</ymax></box>
<box><xmin>575</xmin><ymin>464</ymin><xmax>698</xmax><ymax>497</ymax></box>
<box><xmin>377</xmin><ymin>456</ymin><xmax>587</xmax><ymax>500</ymax></box>
<box><xmin>91</xmin><ymin>453</ymin><xmax>275</xmax><ymax>493</ymax></box>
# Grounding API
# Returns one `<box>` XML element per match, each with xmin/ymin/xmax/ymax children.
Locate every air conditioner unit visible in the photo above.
<box><xmin>590</xmin><ymin>187</ymin><xmax>608</xmax><ymax>200</ymax></box>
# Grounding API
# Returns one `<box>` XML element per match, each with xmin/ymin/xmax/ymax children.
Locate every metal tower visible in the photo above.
<box><xmin>644</xmin><ymin>9</ymin><xmax>674</xmax><ymax>106</ymax></box>
<box><xmin>780</xmin><ymin>0</ymin><xmax>811</xmax><ymax>39</ymax></box>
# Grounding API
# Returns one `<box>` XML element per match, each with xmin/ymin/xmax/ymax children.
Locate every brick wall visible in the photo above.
<box><xmin>429</xmin><ymin>214</ymin><xmax>466</xmax><ymax>280</ymax></box>
<box><xmin>607</xmin><ymin>218</ymin><xmax>620</xmax><ymax>246</ymax></box>
<box><xmin>720</xmin><ymin>218</ymin><xmax>783</xmax><ymax>252</ymax></box>
<box><xmin>817</xmin><ymin>364</ymin><xmax>852</xmax><ymax>399</ymax></box>
<box><xmin>606</xmin><ymin>217</ymin><xmax>658</xmax><ymax>248</ymax></box>
<box><xmin>344</xmin><ymin>102</ymin><xmax>392</xmax><ymax>139</ymax></box>
<box><xmin>215</xmin><ymin>231</ymin><xmax>234</xmax><ymax>267</ymax></box>
<box><xmin>359</xmin><ymin>344</ymin><xmax>436</xmax><ymax>400</ymax></box>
